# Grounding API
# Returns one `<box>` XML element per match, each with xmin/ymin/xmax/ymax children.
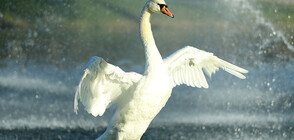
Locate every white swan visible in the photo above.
<box><xmin>74</xmin><ymin>0</ymin><xmax>248</xmax><ymax>139</ymax></box>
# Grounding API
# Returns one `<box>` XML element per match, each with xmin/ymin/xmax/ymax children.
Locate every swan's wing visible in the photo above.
<box><xmin>74</xmin><ymin>56</ymin><xmax>142</xmax><ymax>117</ymax></box>
<box><xmin>164</xmin><ymin>46</ymin><xmax>248</xmax><ymax>88</ymax></box>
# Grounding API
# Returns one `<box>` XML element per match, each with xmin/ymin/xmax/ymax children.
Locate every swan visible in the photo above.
<box><xmin>74</xmin><ymin>0</ymin><xmax>248</xmax><ymax>139</ymax></box>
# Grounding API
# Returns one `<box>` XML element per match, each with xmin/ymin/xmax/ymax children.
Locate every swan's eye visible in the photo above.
<box><xmin>157</xmin><ymin>3</ymin><xmax>168</xmax><ymax>10</ymax></box>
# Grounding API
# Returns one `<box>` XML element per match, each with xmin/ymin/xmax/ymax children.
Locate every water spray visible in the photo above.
<box><xmin>224</xmin><ymin>0</ymin><xmax>294</xmax><ymax>52</ymax></box>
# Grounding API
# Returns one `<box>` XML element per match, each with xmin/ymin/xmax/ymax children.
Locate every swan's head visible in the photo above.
<box><xmin>147</xmin><ymin>0</ymin><xmax>174</xmax><ymax>18</ymax></box>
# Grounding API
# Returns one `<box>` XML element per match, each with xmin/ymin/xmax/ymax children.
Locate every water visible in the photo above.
<box><xmin>0</xmin><ymin>0</ymin><xmax>294</xmax><ymax>139</ymax></box>
<box><xmin>224</xmin><ymin>0</ymin><xmax>294</xmax><ymax>52</ymax></box>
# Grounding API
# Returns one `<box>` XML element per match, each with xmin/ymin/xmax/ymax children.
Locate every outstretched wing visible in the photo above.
<box><xmin>74</xmin><ymin>56</ymin><xmax>142</xmax><ymax>117</ymax></box>
<box><xmin>164</xmin><ymin>46</ymin><xmax>248</xmax><ymax>88</ymax></box>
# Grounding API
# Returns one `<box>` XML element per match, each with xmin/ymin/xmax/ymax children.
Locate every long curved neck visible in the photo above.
<box><xmin>140</xmin><ymin>6</ymin><xmax>163</xmax><ymax>74</ymax></box>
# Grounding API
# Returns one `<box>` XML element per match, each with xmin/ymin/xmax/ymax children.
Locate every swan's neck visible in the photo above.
<box><xmin>140</xmin><ymin>6</ymin><xmax>163</xmax><ymax>74</ymax></box>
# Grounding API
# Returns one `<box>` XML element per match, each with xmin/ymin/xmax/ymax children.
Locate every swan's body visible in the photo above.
<box><xmin>74</xmin><ymin>0</ymin><xmax>248</xmax><ymax>139</ymax></box>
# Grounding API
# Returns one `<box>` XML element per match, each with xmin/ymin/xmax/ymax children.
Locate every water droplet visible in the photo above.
<box><xmin>35</xmin><ymin>95</ymin><xmax>39</xmax><ymax>99</ymax></box>
<box><xmin>274</xmin><ymin>9</ymin><xmax>278</xmax><ymax>13</ymax></box>
<box><xmin>283</xmin><ymin>132</ymin><xmax>287</xmax><ymax>138</ymax></box>
<box><xmin>267</xmin><ymin>82</ymin><xmax>270</xmax><ymax>86</ymax></box>
<box><xmin>0</xmin><ymin>12</ymin><xmax>3</xmax><ymax>18</ymax></box>
<box><xmin>288</xmin><ymin>16</ymin><xmax>291</xmax><ymax>19</ymax></box>
<box><xmin>271</xmin><ymin>100</ymin><xmax>274</xmax><ymax>106</ymax></box>
<box><xmin>273</xmin><ymin>32</ymin><xmax>276</xmax><ymax>35</ymax></box>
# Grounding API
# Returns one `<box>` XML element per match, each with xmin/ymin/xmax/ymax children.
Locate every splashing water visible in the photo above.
<box><xmin>223</xmin><ymin>0</ymin><xmax>294</xmax><ymax>52</ymax></box>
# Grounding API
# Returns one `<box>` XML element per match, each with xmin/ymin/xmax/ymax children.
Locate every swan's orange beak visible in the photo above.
<box><xmin>161</xmin><ymin>6</ymin><xmax>174</xmax><ymax>18</ymax></box>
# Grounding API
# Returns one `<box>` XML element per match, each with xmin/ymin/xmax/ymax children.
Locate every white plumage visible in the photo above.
<box><xmin>74</xmin><ymin>56</ymin><xmax>141</xmax><ymax>117</ymax></box>
<box><xmin>74</xmin><ymin>0</ymin><xmax>248</xmax><ymax>139</ymax></box>
<box><xmin>164</xmin><ymin>46</ymin><xmax>247</xmax><ymax>88</ymax></box>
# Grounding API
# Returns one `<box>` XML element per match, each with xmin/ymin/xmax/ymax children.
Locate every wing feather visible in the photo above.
<box><xmin>191</xmin><ymin>67</ymin><xmax>197</xmax><ymax>87</ymax></box>
<box><xmin>175</xmin><ymin>72</ymin><xmax>179</xmax><ymax>86</ymax></box>
<box><xmin>203</xmin><ymin>64</ymin><xmax>214</xmax><ymax>78</ymax></box>
<box><xmin>189</xmin><ymin>67</ymin><xmax>195</xmax><ymax>87</ymax></box>
<box><xmin>180</xmin><ymin>68</ymin><xmax>184</xmax><ymax>84</ymax></box>
<box><xmin>176</xmin><ymin>71</ymin><xmax>181</xmax><ymax>85</ymax></box>
<box><xmin>185</xmin><ymin>66</ymin><xmax>191</xmax><ymax>86</ymax></box>
<box><xmin>198</xmin><ymin>68</ymin><xmax>208</xmax><ymax>88</ymax></box>
<box><xmin>195</xmin><ymin>67</ymin><xmax>202</xmax><ymax>88</ymax></box>
<box><xmin>74</xmin><ymin>56</ymin><xmax>142</xmax><ymax>117</ymax></box>
<box><xmin>164</xmin><ymin>46</ymin><xmax>248</xmax><ymax>88</ymax></box>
